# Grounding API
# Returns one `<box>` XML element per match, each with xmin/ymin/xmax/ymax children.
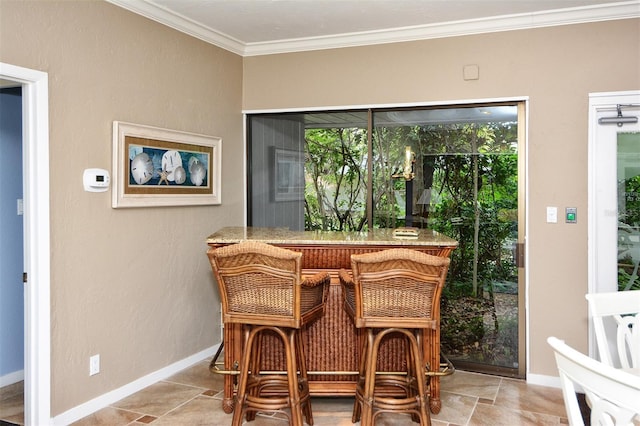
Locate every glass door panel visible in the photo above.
<box><xmin>617</xmin><ymin>131</ymin><xmax>640</xmax><ymax>291</ymax></box>
<box><xmin>590</xmin><ymin>95</ymin><xmax>640</xmax><ymax>296</ymax></box>
<box><xmin>372</xmin><ymin>105</ymin><xmax>523</xmax><ymax>374</ymax></box>
<box><xmin>588</xmin><ymin>93</ymin><xmax>640</xmax><ymax>361</ymax></box>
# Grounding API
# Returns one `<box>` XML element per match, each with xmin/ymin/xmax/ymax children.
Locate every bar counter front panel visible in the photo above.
<box><xmin>206</xmin><ymin>227</ymin><xmax>458</xmax><ymax>414</ymax></box>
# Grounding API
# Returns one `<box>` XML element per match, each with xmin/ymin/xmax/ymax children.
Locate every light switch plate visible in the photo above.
<box><xmin>546</xmin><ymin>206</ymin><xmax>557</xmax><ymax>223</ymax></box>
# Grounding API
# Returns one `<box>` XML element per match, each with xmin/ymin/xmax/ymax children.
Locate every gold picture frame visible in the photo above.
<box><xmin>112</xmin><ymin>121</ymin><xmax>221</xmax><ymax>208</ymax></box>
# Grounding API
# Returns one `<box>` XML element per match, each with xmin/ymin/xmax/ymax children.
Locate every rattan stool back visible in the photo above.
<box><xmin>210</xmin><ymin>241</ymin><xmax>330</xmax><ymax>426</ymax></box>
<box><xmin>339</xmin><ymin>248</ymin><xmax>450</xmax><ymax>426</ymax></box>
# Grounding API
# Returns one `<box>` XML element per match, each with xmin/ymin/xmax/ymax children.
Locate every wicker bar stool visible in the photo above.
<box><xmin>209</xmin><ymin>241</ymin><xmax>330</xmax><ymax>426</ymax></box>
<box><xmin>339</xmin><ymin>248</ymin><xmax>450</xmax><ymax>426</ymax></box>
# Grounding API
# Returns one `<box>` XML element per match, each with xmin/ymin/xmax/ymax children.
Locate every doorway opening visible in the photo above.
<box><xmin>0</xmin><ymin>86</ymin><xmax>24</xmax><ymax>425</ymax></box>
<box><xmin>588</xmin><ymin>91</ymin><xmax>640</xmax><ymax>359</ymax></box>
<box><xmin>0</xmin><ymin>62</ymin><xmax>51</xmax><ymax>425</ymax></box>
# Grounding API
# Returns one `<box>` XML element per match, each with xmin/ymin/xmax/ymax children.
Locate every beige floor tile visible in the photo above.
<box><xmin>150</xmin><ymin>395</ymin><xmax>231</xmax><ymax>426</ymax></box>
<box><xmin>110</xmin><ymin>381</ymin><xmax>204</xmax><ymax>417</ymax></box>
<box><xmin>309</xmin><ymin>416</ymin><xmax>357</xmax><ymax>426</ymax></box>
<box><xmin>373</xmin><ymin>411</ymin><xmax>429</xmax><ymax>425</ymax></box>
<box><xmin>440</xmin><ymin>370</ymin><xmax>502</xmax><ymax>400</ymax></box>
<box><xmin>3</xmin><ymin>368</ymin><xmax>570</xmax><ymax>426</ymax></box>
<box><xmin>308</xmin><ymin>396</ymin><xmax>355</xmax><ymax>413</ymax></box>
<box><xmin>238</xmin><ymin>411</ymin><xmax>291</xmax><ymax>425</ymax></box>
<box><xmin>431</xmin><ymin>390</ymin><xmax>478</xmax><ymax>425</ymax></box>
<box><xmin>164</xmin><ymin>360</ymin><xmax>225</xmax><ymax>391</ymax></box>
<box><xmin>299</xmin><ymin>398</ymin><xmax>354</xmax><ymax>425</ymax></box>
<box><xmin>0</xmin><ymin>392</ymin><xmax>24</xmax><ymax>425</ymax></box>
<box><xmin>69</xmin><ymin>406</ymin><xmax>143</xmax><ymax>426</ymax></box>
<box><xmin>469</xmin><ymin>401</ymin><xmax>564</xmax><ymax>425</ymax></box>
<box><xmin>0</xmin><ymin>381</ymin><xmax>23</xmax><ymax>402</ymax></box>
<box><xmin>495</xmin><ymin>378</ymin><xmax>566</xmax><ymax>418</ymax></box>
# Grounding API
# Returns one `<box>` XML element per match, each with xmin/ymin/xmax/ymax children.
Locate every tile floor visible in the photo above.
<box><xmin>1</xmin><ymin>360</ymin><xmax>571</xmax><ymax>425</ymax></box>
<box><xmin>0</xmin><ymin>380</ymin><xmax>23</xmax><ymax>426</ymax></box>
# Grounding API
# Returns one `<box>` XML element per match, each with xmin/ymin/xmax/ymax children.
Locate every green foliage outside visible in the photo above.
<box><xmin>615</xmin><ymin>131</ymin><xmax>640</xmax><ymax>292</ymax></box>
<box><xmin>302</xmin><ymin>119</ymin><xmax>520</xmax><ymax>369</ymax></box>
<box><xmin>618</xmin><ymin>173</ymin><xmax>640</xmax><ymax>291</ymax></box>
<box><xmin>304</xmin><ymin>128</ymin><xmax>368</xmax><ymax>231</ymax></box>
<box><xmin>304</xmin><ymin>122</ymin><xmax>519</xmax><ymax>295</ymax></box>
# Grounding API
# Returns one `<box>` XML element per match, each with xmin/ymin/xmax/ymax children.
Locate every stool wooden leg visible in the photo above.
<box><xmin>352</xmin><ymin>329</ymin><xmax>368</xmax><ymax>423</ymax></box>
<box><xmin>424</xmin><ymin>328</ymin><xmax>442</xmax><ymax>414</ymax></box>
<box><xmin>295</xmin><ymin>328</ymin><xmax>313</xmax><ymax>425</ymax></box>
<box><xmin>232</xmin><ymin>325</ymin><xmax>256</xmax><ymax>426</ymax></box>
<box><xmin>282</xmin><ymin>328</ymin><xmax>304</xmax><ymax>426</ymax></box>
<box><xmin>244</xmin><ymin>330</ymin><xmax>263</xmax><ymax>422</ymax></box>
<box><xmin>360</xmin><ymin>328</ymin><xmax>379</xmax><ymax>426</ymax></box>
<box><xmin>404</xmin><ymin>335</ymin><xmax>420</xmax><ymax>424</ymax></box>
<box><xmin>407</xmin><ymin>330</ymin><xmax>431</xmax><ymax>426</ymax></box>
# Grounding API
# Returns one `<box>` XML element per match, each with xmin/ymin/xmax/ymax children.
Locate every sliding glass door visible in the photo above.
<box><xmin>246</xmin><ymin>102</ymin><xmax>526</xmax><ymax>376</ymax></box>
<box><xmin>371</xmin><ymin>105</ymin><xmax>524</xmax><ymax>375</ymax></box>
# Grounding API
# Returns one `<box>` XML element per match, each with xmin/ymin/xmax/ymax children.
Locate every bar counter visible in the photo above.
<box><xmin>206</xmin><ymin>226</ymin><xmax>457</xmax><ymax>414</ymax></box>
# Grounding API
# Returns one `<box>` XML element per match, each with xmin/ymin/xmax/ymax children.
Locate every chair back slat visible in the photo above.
<box><xmin>548</xmin><ymin>336</ymin><xmax>640</xmax><ymax>426</ymax></box>
<box><xmin>585</xmin><ymin>290</ymin><xmax>640</xmax><ymax>369</ymax></box>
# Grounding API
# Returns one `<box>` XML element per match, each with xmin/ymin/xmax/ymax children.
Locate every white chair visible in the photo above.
<box><xmin>585</xmin><ymin>290</ymin><xmax>640</xmax><ymax>369</ymax></box>
<box><xmin>547</xmin><ymin>336</ymin><xmax>640</xmax><ymax>426</ymax></box>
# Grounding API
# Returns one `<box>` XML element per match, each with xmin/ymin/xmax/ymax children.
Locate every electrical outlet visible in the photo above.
<box><xmin>89</xmin><ymin>354</ymin><xmax>100</xmax><ymax>376</ymax></box>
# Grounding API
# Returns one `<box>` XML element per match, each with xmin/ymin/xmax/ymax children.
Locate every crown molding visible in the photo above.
<box><xmin>106</xmin><ymin>0</ymin><xmax>247</xmax><ymax>55</ymax></box>
<box><xmin>107</xmin><ymin>0</ymin><xmax>640</xmax><ymax>57</ymax></box>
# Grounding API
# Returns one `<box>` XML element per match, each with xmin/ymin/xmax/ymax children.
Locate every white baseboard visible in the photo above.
<box><xmin>527</xmin><ymin>372</ymin><xmax>561</xmax><ymax>389</ymax></box>
<box><xmin>51</xmin><ymin>344</ymin><xmax>219</xmax><ymax>426</ymax></box>
<box><xmin>0</xmin><ymin>369</ymin><xmax>24</xmax><ymax>387</ymax></box>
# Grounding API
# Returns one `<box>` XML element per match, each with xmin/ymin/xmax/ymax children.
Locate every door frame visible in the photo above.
<box><xmin>587</xmin><ymin>90</ymin><xmax>640</xmax><ymax>357</ymax></box>
<box><xmin>245</xmin><ymin>97</ymin><xmax>529</xmax><ymax>377</ymax></box>
<box><xmin>0</xmin><ymin>62</ymin><xmax>51</xmax><ymax>425</ymax></box>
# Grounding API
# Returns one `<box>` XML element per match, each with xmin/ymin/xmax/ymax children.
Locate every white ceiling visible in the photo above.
<box><xmin>108</xmin><ymin>0</ymin><xmax>639</xmax><ymax>56</ymax></box>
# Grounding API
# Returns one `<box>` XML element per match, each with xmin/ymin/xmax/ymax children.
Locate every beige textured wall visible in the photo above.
<box><xmin>243</xmin><ymin>19</ymin><xmax>640</xmax><ymax>377</ymax></box>
<box><xmin>0</xmin><ymin>1</ymin><xmax>243</xmax><ymax>415</ymax></box>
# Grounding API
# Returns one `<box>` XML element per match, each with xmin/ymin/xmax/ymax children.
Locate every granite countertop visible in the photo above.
<box><xmin>206</xmin><ymin>226</ymin><xmax>458</xmax><ymax>247</ymax></box>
